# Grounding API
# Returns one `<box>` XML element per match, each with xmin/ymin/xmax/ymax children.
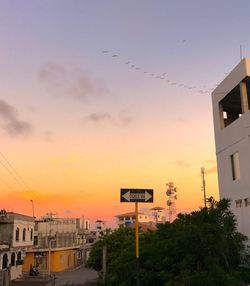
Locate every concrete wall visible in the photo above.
<box><xmin>0</xmin><ymin>249</ymin><xmax>24</xmax><ymax>280</ymax></box>
<box><xmin>212</xmin><ymin>58</ymin><xmax>250</xmax><ymax>238</ymax></box>
<box><xmin>12</xmin><ymin>219</ymin><xmax>34</xmax><ymax>248</ymax></box>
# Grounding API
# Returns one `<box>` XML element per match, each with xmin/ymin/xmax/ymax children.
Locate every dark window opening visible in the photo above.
<box><xmin>34</xmin><ymin>236</ymin><xmax>38</xmax><ymax>246</ymax></box>
<box><xmin>16</xmin><ymin>227</ymin><xmax>19</xmax><ymax>242</ymax></box>
<box><xmin>2</xmin><ymin>254</ymin><xmax>8</xmax><ymax>269</ymax></box>
<box><xmin>23</xmin><ymin>228</ymin><xmax>26</xmax><ymax>241</ymax></box>
<box><xmin>230</xmin><ymin>152</ymin><xmax>240</xmax><ymax>181</ymax></box>
<box><xmin>236</xmin><ymin>199</ymin><xmax>242</xmax><ymax>208</ymax></box>
<box><xmin>244</xmin><ymin>198</ymin><xmax>249</xmax><ymax>207</ymax></box>
<box><xmin>244</xmin><ymin>77</ymin><xmax>250</xmax><ymax>107</ymax></box>
<box><xmin>17</xmin><ymin>252</ymin><xmax>21</xmax><ymax>260</ymax></box>
<box><xmin>11</xmin><ymin>253</ymin><xmax>15</xmax><ymax>266</ymax></box>
<box><xmin>219</xmin><ymin>84</ymin><xmax>242</xmax><ymax>128</ymax></box>
<box><xmin>30</xmin><ymin>229</ymin><xmax>33</xmax><ymax>241</ymax></box>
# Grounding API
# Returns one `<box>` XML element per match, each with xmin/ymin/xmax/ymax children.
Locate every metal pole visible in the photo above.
<box><xmin>30</xmin><ymin>200</ymin><xmax>35</xmax><ymax>218</ymax></box>
<box><xmin>102</xmin><ymin>245</ymin><xmax>107</xmax><ymax>283</ymax></box>
<box><xmin>135</xmin><ymin>202</ymin><xmax>139</xmax><ymax>286</ymax></box>
<box><xmin>201</xmin><ymin>167</ymin><xmax>207</xmax><ymax>208</ymax></box>
<box><xmin>48</xmin><ymin>239</ymin><xmax>51</xmax><ymax>276</ymax></box>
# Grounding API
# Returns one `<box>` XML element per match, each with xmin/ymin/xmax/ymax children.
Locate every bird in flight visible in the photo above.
<box><xmin>112</xmin><ymin>54</ymin><xmax>118</xmax><ymax>57</ymax></box>
<box><xmin>102</xmin><ymin>50</ymin><xmax>109</xmax><ymax>53</ymax></box>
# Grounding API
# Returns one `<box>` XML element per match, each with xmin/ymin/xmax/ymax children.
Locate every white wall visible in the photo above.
<box><xmin>212</xmin><ymin>59</ymin><xmax>250</xmax><ymax>238</ymax></box>
<box><xmin>12</xmin><ymin>219</ymin><xmax>34</xmax><ymax>248</ymax></box>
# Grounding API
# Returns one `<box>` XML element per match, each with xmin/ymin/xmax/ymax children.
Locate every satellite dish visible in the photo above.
<box><xmin>167</xmin><ymin>200</ymin><xmax>172</xmax><ymax>206</ymax></box>
<box><xmin>166</xmin><ymin>190</ymin><xmax>172</xmax><ymax>196</ymax></box>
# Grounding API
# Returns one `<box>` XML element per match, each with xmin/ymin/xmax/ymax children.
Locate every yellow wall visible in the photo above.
<box><xmin>23</xmin><ymin>252</ymin><xmax>35</xmax><ymax>272</ymax></box>
<box><xmin>51</xmin><ymin>249</ymin><xmax>77</xmax><ymax>272</ymax></box>
<box><xmin>23</xmin><ymin>249</ymin><xmax>78</xmax><ymax>273</ymax></box>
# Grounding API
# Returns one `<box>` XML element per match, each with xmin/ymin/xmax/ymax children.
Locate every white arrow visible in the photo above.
<box><xmin>145</xmin><ymin>191</ymin><xmax>152</xmax><ymax>201</ymax></box>
<box><xmin>122</xmin><ymin>191</ymin><xmax>131</xmax><ymax>201</ymax></box>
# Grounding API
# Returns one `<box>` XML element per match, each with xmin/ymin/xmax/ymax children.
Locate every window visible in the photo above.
<box><xmin>219</xmin><ymin>84</ymin><xmax>242</xmax><ymax>128</ymax></box>
<box><xmin>244</xmin><ymin>198</ymin><xmax>249</xmax><ymax>207</ymax></box>
<box><xmin>34</xmin><ymin>236</ymin><xmax>38</xmax><ymax>246</ymax></box>
<box><xmin>230</xmin><ymin>152</ymin><xmax>240</xmax><ymax>180</ymax></box>
<box><xmin>236</xmin><ymin>199</ymin><xmax>242</xmax><ymax>208</ymax></box>
<box><xmin>11</xmin><ymin>253</ymin><xmax>15</xmax><ymax>266</ymax></box>
<box><xmin>16</xmin><ymin>227</ymin><xmax>19</xmax><ymax>242</ymax></box>
<box><xmin>23</xmin><ymin>228</ymin><xmax>26</xmax><ymax>241</ymax></box>
<box><xmin>2</xmin><ymin>254</ymin><xmax>8</xmax><ymax>269</ymax></box>
<box><xmin>30</xmin><ymin>229</ymin><xmax>33</xmax><ymax>241</ymax></box>
<box><xmin>17</xmin><ymin>251</ymin><xmax>21</xmax><ymax>260</ymax></box>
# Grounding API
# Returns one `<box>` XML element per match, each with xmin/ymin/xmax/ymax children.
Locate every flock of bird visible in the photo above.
<box><xmin>102</xmin><ymin>50</ymin><xmax>217</xmax><ymax>95</ymax></box>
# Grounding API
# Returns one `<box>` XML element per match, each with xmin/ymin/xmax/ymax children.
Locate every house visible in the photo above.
<box><xmin>0</xmin><ymin>210</ymin><xmax>35</xmax><ymax>280</ymax></box>
<box><xmin>212</xmin><ymin>58</ymin><xmax>250</xmax><ymax>238</ymax></box>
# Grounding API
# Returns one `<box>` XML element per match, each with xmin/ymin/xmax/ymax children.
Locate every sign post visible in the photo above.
<box><xmin>120</xmin><ymin>188</ymin><xmax>154</xmax><ymax>286</ymax></box>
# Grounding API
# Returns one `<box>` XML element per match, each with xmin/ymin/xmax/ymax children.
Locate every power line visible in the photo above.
<box><xmin>0</xmin><ymin>175</ymin><xmax>19</xmax><ymax>194</ymax></box>
<box><xmin>0</xmin><ymin>152</ymin><xmax>39</xmax><ymax>200</ymax></box>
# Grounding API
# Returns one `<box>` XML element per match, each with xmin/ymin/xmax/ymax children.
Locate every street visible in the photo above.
<box><xmin>55</xmin><ymin>265</ymin><xmax>98</xmax><ymax>286</ymax></box>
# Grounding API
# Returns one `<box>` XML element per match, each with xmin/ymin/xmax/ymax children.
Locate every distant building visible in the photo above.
<box><xmin>212</xmin><ymin>58</ymin><xmax>250</xmax><ymax>238</ymax></box>
<box><xmin>0</xmin><ymin>210</ymin><xmax>35</xmax><ymax>281</ymax></box>
<box><xmin>115</xmin><ymin>211</ymin><xmax>152</xmax><ymax>228</ymax></box>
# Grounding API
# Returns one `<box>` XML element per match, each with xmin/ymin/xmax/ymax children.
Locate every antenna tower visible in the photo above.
<box><xmin>166</xmin><ymin>182</ymin><xmax>177</xmax><ymax>222</ymax></box>
<box><xmin>201</xmin><ymin>167</ymin><xmax>207</xmax><ymax>208</ymax></box>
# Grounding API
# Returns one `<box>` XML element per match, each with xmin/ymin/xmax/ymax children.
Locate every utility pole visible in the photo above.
<box><xmin>102</xmin><ymin>245</ymin><xmax>107</xmax><ymax>283</ymax></box>
<box><xmin>201</xmin><ymin>167</ymin><xmax>207</xmax><ymax>208</ymax></box>
<box><xmin>30</xmin><ymin>200</ymin><xmax>35</xmax><ymax>218</ymax></box>
<box><xmin>135</xmin><ymin>202</ymin><xmax>139</xmax><ymax>286</ymax></box>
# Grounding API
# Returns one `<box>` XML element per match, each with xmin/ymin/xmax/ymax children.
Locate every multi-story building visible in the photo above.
<box><xmin>0</xmin><ymin>210</ymin><xmax>35</xmax><ymax>280</ymax></box>
<box><xmin>212</xmin><ymin>58</ymin><xmax>250</xmax><ymax>238</ymax></box>
<box><xmin>23</xmin><ymin>213</ymin><xmax>91</xmax><ymax>273</ymax></box>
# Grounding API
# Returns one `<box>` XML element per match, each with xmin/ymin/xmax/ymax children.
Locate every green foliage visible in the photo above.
<box><xmin>87</xmin><ymin>199</ymin><xmax>250</xmax><ymax>286</ymax></box>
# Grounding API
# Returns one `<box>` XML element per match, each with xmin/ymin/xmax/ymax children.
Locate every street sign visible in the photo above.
<box><xmin>120</xmin><ymin>188</ymin><xmax>154</xmax><ymax>203</ymax></box>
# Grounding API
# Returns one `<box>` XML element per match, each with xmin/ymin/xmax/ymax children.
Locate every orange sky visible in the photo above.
<box><xmin>1</xmin><ymin>0</ymin><xmax>242</xmax><ymax>228</ymax></box>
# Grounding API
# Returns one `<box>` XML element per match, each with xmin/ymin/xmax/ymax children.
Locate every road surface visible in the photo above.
<box><xmin>55</xmin><ymin>265</ymin><xmax>98</xmax><ymax>286</ymax></box>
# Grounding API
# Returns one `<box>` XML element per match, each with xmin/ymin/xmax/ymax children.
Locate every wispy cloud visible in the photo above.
<box><xmin>38</xmin><ymin>63</ymin><xmax>109</xmax><ymax>101</ymax></box>
<box><xmin>205</xmin><ymin>159</ymin><xmax>216</xmax><ymax>164</ymax></box>
<box><xmin>119</xmin><ymin>110</ymin><xmax>133</xmax><ymax>125</ymax></box>
<box><xmin>0</xmin><ymin>100</ymin><xmax>32</xmax><ymax>137</ymax></box>
<box><xmin>175</xmin><ymin>160</ymin><xmax>190</xmax><ymax>168</ymax></box>
<box><xmin>85</xmin><ymin>112</ymin><xmax>112</xmax><ymax>123</ymax></box>
<box><xmin>43</xmin><ymin>130</ymin><xmax>53</xmax><ymax>142</ymax></box>
<box><xmin>206</xmin><ymin>165</ymin><xmax>217</xmax><ymax>175</ymax></box>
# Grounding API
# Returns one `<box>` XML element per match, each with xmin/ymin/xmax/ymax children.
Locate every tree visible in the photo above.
<box><xmin>87</xmin><ymin>199</ymin><xmax>250</xmax><ymax>286</ymax></box>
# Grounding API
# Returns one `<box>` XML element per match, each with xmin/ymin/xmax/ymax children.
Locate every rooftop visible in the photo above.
<box><xmin>0</xmin><ymin>211</ymin><xmax>34</xmax><ymax>223</ymax></box>
<box><xmin>115</xmin><ymin>211</ymin><xmax>145</xmax><ymax>218</ymax></box>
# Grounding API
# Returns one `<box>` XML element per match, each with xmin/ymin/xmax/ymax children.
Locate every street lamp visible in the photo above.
<box><xmin>30</xmin><ymin>200</ymin><xmax>35</xmax><ymax>218</ymax></box>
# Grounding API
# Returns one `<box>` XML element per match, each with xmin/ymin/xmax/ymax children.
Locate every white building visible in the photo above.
<box><xmin>212</xmin><ymin>58</ymin><xmax>250</xmax><ymax>238</ymax></box>
<box><xmin>0</xmin><ymin>210</ymin><xmax>35</xmax><ymax>280</ymax></box>
<box><xmin>34</xmin><ymin>213</ymin><xmax>90</xmax><ymax>248</ymax></box>
<box><xmin>116</xmin><ymin>211</ymin><xmax>152</xmax><ymax>228</ymax></box>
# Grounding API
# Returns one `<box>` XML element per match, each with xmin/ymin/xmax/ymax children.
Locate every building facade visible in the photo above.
<box><xmin>212</xmin><ymin>58</ymin><xmax>250</xmax><ymax>238</ymax></box>
<box><xmin>23</xmin><ymin>213</ymin><xmax>91</xmax><ymax>273</ymax></box>
<box><xmin>116</xmin><ymin>211</ymin><xmax>152</xmax><ymax>228</ymax></box>
<box><xmin>0</xmin><ymin>210</ymin><xmax>35</xmax><ymax>280</ymax></box>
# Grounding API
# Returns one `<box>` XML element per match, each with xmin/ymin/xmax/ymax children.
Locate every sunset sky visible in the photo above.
<box><xmin>1</xmin><ymin>0</ymin><xmax>250</xmax><ymax>227</ymax></box>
